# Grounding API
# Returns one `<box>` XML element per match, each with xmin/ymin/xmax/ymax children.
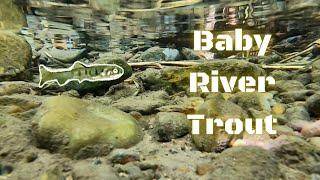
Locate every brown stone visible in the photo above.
<box><xmin>301</xmin><ymin>120</ymin><xmax>320</xmax><ymax>138</ymax></box>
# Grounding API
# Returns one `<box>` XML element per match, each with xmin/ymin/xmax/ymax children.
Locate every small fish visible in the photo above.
<box><xmin>39</xmin><ymin>61</ymin><xmax>124</xmax><ymax>88</ymax></box>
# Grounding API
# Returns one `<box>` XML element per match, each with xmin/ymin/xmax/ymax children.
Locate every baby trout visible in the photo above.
<box><xmin>39</xmin><ymin>61</ymin><xmax>124</xmax><ymax>88</ymax></box>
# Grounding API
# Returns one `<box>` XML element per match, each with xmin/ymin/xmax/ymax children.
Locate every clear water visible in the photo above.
<box><xmin>21</xmin><ymin>0</ymin><xmax>319</xmax><ymax>51</ymax></box>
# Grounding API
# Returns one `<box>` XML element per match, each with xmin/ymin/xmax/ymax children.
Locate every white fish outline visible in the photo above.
<box><xmin>39</xmin><ymin>61</ymin><xmax>125</xmax><ymax>88</ymax></box>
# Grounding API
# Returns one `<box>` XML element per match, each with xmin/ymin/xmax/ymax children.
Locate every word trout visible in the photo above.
<box><xmin>190</xmin><ymin>70</ymin><xmax>275</xmax><ymax>93</ymax></box>
<box><xmin>39</xmin><ymin>61</ymin><xmax>124</xmax><ymax>88</ymax></box>
<box><xmin>188</xmin><ymin>115</ymin><xmax>277</xmax><ymax>135</ymax></box>
<box><xmin>194</xmin><ymin>29</ymin><xmax>272</xmax><ymax>56</ymax></box>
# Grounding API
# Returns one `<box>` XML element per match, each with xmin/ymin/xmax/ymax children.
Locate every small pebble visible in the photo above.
<box><xmin>25</xmin><ymin>152</ymin><xmax>38</xmax><ymax>163</ymax></box>
<box><xmin>196</xmin><ymin>163</ymin><xmax>210</xmax><ymax>176</ymax></box>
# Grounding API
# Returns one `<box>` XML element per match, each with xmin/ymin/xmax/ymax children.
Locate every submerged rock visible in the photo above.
<box><xmin>275</xmin><ymin>80</ymin><xmax>305</xmax><ymax>93</ymax></box>
<box><xmin>309</xmin><ymin>137</ymin><xmax>320</xmax><ymax>151</ymax></box>
<box><xmin>140</xmin><ymin>47</ymin><xmax>165</xmax><ymax>61</ymax></box>
<box><xmin>301</xmin><ymin>120</ymin><xmax>320</xmax><ymax>138</ymax></box>
<box><xmin>286</xmin><ymin>0</ymin><xmax>320</xmax><ymax>10</ymax></box>
<box><xmin>312</xmin><ymin>59</ymin><xmax>320</xmax><ymax>70</ymax></box>
<box><xmin>153</xmin><ymin>112</ymin><xmax>189</xmax><ymax>142</ymax></box>
<box><xmin>272</xmin><ymin>103</ymin><xmax>287</xmax><ymax>115</ymax></box>
<box><xmin>279</xmin><ymin>90</ymin><xmax>315</xmax><ymax>101</ymax></box>
<box><xmin>231</xmin><ymin>131</ymin><xmax>274</xmax><ymax>149</ymax></box>
<box><xmin>111</xmin><ymin>90</ymin><xmax>169</xmax><ymax>115</ymax></box>
<box><xmin>163</xmin><ymin>48</ymin><xmax>181</xmax><ymax>61</ymax></box>
<box><xmin>109</xmin><ymin>149</ymin><xmax>140</xmax><ymax>164</ymax></box>
<box><xmin>0</xmin><ymin>81</ymin><xmax>39</xmax><ymax>96</ymax></box>
<box><xmin>269</xmin><ymin>70</ymin><xmax>290</xmax><ymax>81</ymax></box>
<box><xmin>90</xmin><ymin>0</ymin><xmax>120</xmax><ymax>14</ymax></box>
<box><xmin>284</xmin><ymin>106</ymin><xmax>311</xmax><ymax>122</ymax></box>
<box><xmin>0</xmin><ymin>94</ymin><xmax>43</xmax><ymax>116</ymax></box>
<box><xmin>229</xmin><ymin>92</ymin><xmax>273</xmax><ymax>113</ymax></box>
<box><xmin>0</xmin><ymin>0</ymin><xmax>26</xmax><ymax>31</ymax></box>
<box><xmin>279</xmin><ymin>164</ymin><xmax>310</xmax><ymax>180</ymax></box>
<box><xmin>311</xmin><ymin>70</ymin><xmax>320</xmax><ymax>84</ymax></box>
<box><xmin>274</xmin><ymin>125</ymin><xmax>299</xmax><ymax>136</ymax></box>
<box><xmin>43</xmin><ymin>48</ymin><xmax>87</xmax><ymax>63</ymax></box>
<box><xmin>0</xmin><ymin>162</ymin><xmax>14</xmax><ymax>176</ymax></box>
<box><xmin>161</xmin><ymin>59</ymin><xmax>266</xmax><ymax>95</ymax></box>
<box><xmin>0</xmin><ymin>31</ymin><xmax>31</xmax><ymax>81</ymax></box>
<box><xmin>306</xmin><ymin>83</ymin><xmax>320</xmax><ymax>91</ymax></box>
<box><xmin>292</xmin><ymin>73</ymin><xmax>312</xmax><ymax>85</ymax></box>
<box><xmin>305</xmin><ymin>93</ymin><xmax>320</xmax><ymax>117</ymax></box>
<box><xmin>271</xmin><ymin>135</ymin><xmax>320</xmax><ymax>174</ymax></box>
<box><xmin>192</xmin><ymin>94</ymin><xmax>244</xmax><ymax>152</ymax></box>
<box><xmin>210</xmin><ymin>146</ymin><xmax>280</xmax><ymax>179</ymax></box>
<box><xmin>133</xmin><ymin>68</ymin><xmax>164</xmax><ymax>91</ymax></box>
<box><xmin>71</xmin><ymin>161</ymin><xmax>118</xmax><ymax>180</ymax></box>
<box><xmin>287</xmin><ymin>120</ymin><xmax>312</xmax><ymax>132</ymax></box>
<box><xmin>180</xmin><ymin>48</ymin><xmax>205</xmax><ymax>60</ymax></box>
<box><xmin>33</xmin><ymin>96</ymin><xmax>143</xmax><ymax>158</ymax></box>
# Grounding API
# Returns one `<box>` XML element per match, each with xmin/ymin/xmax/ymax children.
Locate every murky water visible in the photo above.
<box><xmin>20</xmin><ymin>0</ymin><xmax>319</xmax><ymax>51</ymax></box>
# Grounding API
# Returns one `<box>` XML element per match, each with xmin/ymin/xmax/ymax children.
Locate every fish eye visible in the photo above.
<box><xmin>113</xmin><ymin>68</ymin><xmax>118</xmax><ymax>74</ymax></box>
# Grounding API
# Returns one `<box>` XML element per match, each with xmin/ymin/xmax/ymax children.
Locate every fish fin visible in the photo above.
<box><xmin>72</xmin><ymin>61</ymin><xmax>86</xmax><ymax>69</ymax></box>
<box><xmin>39</xmin><ymin>64</ymin><xmax>53</xmax><ymax>88</ymax></box>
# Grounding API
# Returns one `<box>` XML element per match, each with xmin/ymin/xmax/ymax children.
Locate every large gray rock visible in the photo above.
<box><xmin>0</xmin><ymin>0</ymin><xmax>26</xmax><ymax>31</ymax></box>
<box><xmin>33</xmin><ymin>96</ymin><xmax>143</xmax><ymax>158</ymax></box>
<box><xmin>210</xmin><ymin>146</ymin><xmax>280</xmax><ymax>180</ymax></box>
<box><xmin>284</xmin><ymin>106</ymin><xmax>311</xmax><ymax>121</ymax></box>
<box><xmin>192</xmin><ymin>94</ymin><xmax>244</xmax><ymax>152</ymax></box>
<box><xmin>153</xmin><ymin>112</ymin><xmax>189</xmax><ymax>142</ymax></box>
<box><xmin>0</xmin><ymin>31</ymin><xmax>31</xmax><ymax>80</ymax></box>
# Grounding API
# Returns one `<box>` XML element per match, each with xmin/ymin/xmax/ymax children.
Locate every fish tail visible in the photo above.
<box><xmin>39</xmin><ymin>64</ymin><xmax>54</xmax><ymax>88</ymax></box>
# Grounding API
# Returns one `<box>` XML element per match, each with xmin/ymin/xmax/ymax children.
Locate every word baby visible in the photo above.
<box><xmin>194</xmin><ymin>29</ymin><xmax>272</xmax><ymax>56</ymax></box>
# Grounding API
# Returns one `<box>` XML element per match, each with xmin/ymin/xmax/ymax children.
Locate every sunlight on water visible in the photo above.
<box><xmin>20</xmin><ymin>0</ymin><xmax>319</xmax><ymax>52</ymax></box>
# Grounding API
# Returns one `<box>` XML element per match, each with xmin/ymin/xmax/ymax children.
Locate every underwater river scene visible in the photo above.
<box><xmin>0</xmin><ymin>0</ymin><xmax>320</xmax><ymax>179</ymax></box>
